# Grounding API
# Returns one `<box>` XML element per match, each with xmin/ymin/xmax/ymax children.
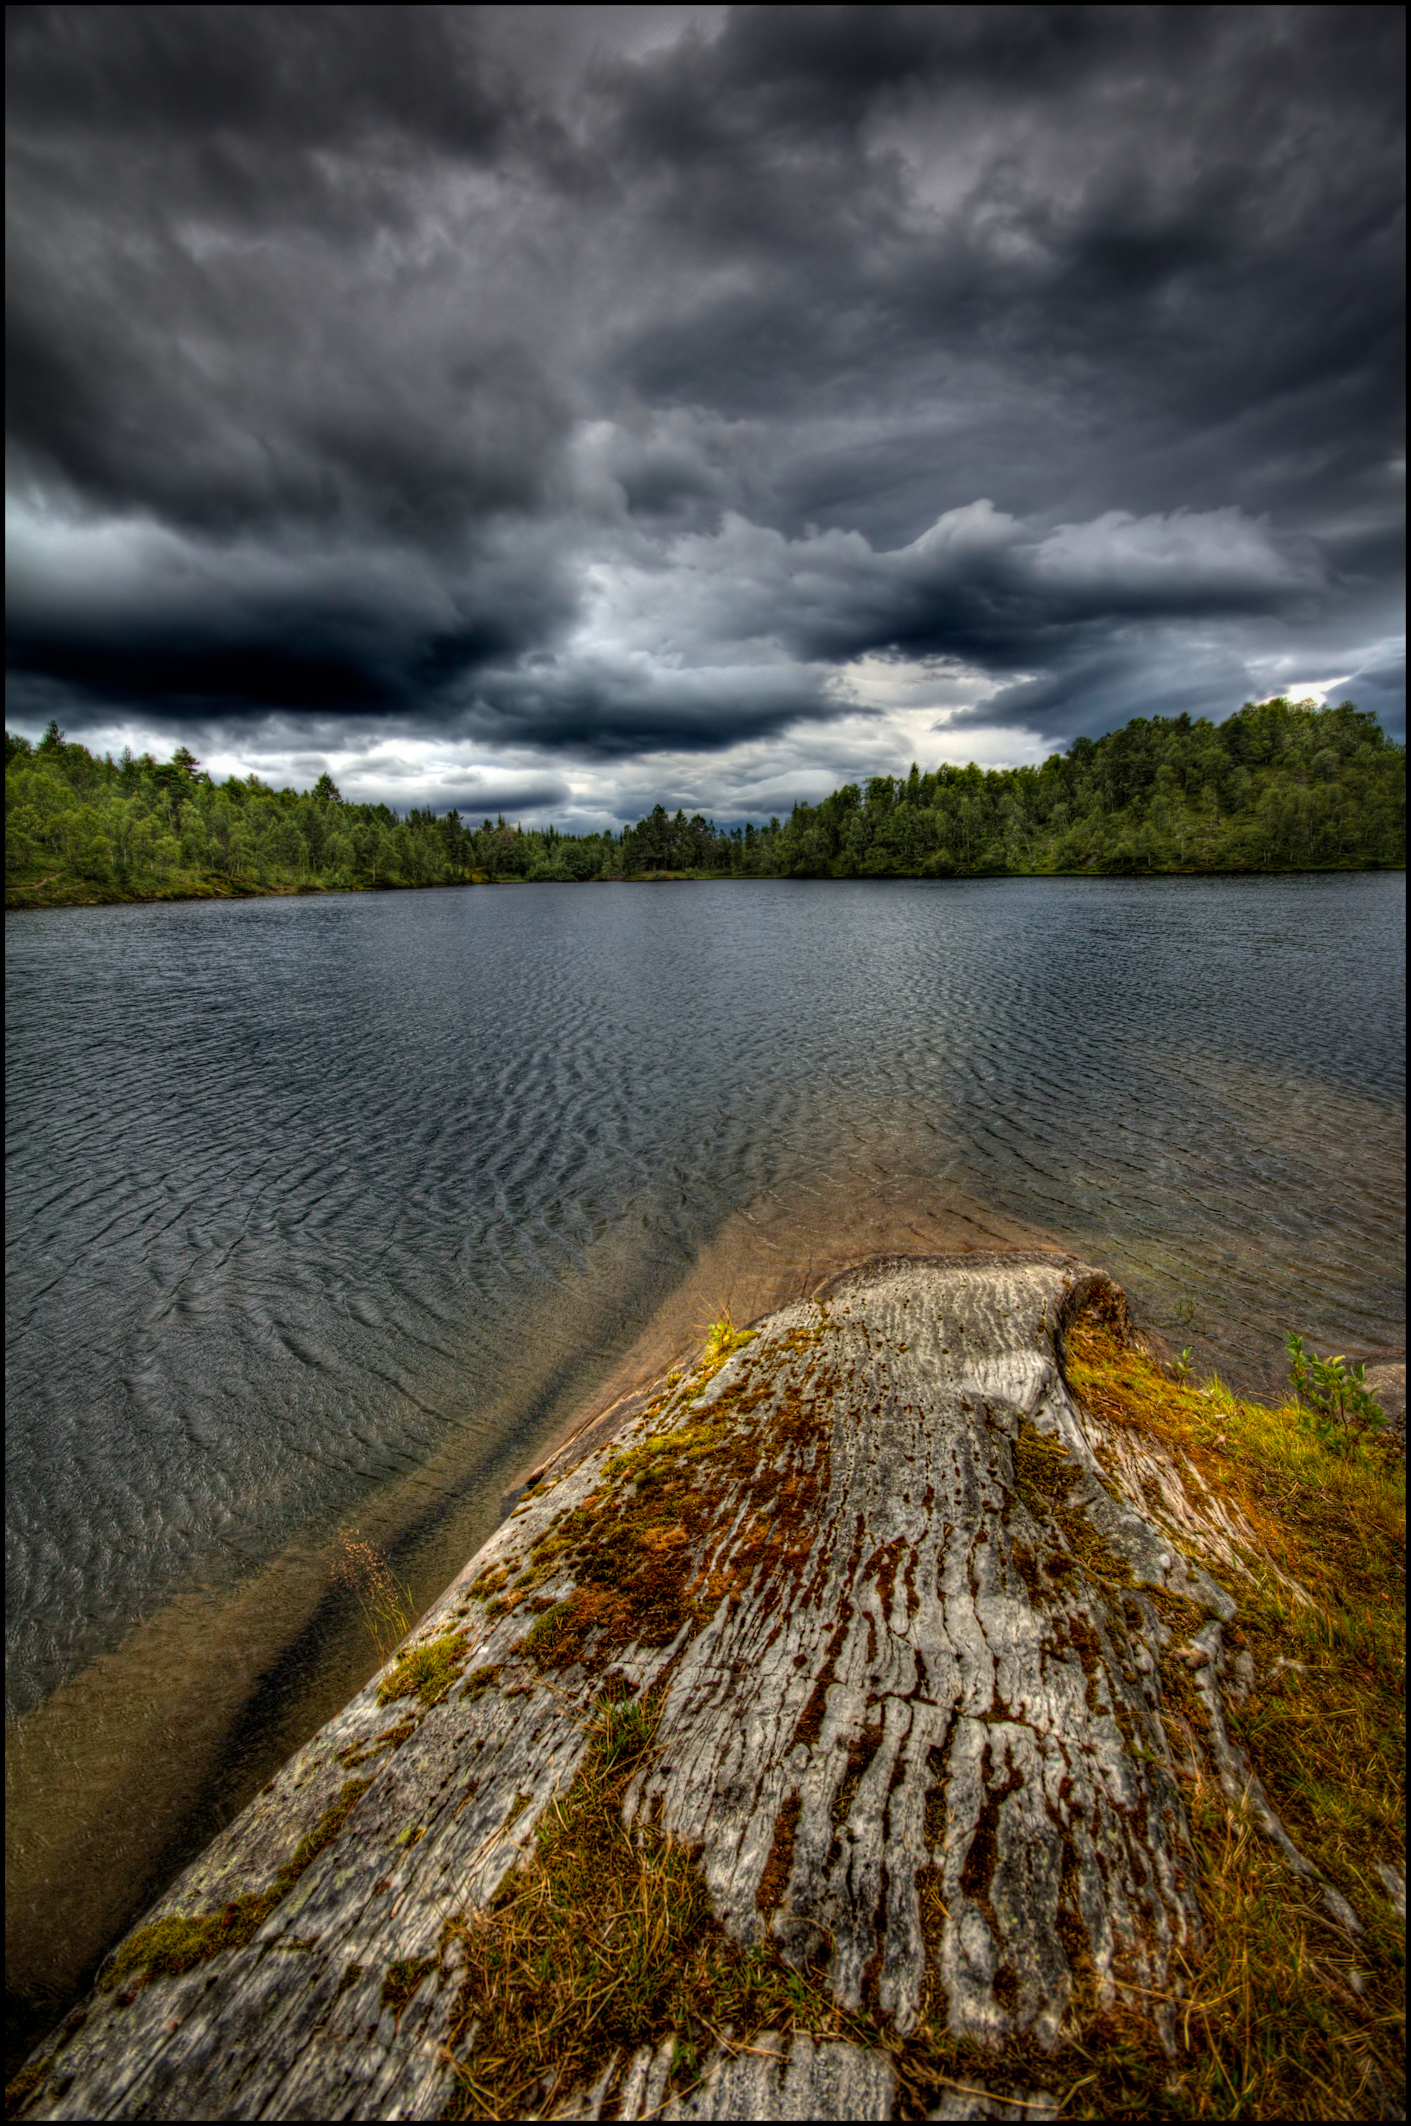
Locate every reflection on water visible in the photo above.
<box><xmin>5</xmin><ymin>874</ymin><xmax>1404</xmax><ymax>2024</ymax></box>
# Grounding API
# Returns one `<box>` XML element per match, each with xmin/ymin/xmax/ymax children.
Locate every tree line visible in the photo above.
<box><xmin>5</xmin><ymin>695</ymin><xmax>1403</xmax><ymax>907</ymax></box>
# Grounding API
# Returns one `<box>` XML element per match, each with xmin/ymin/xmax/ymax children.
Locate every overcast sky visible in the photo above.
<box><xmin>6</xmin><ymin>5</ymin><xmax>1404</xmax><ymax>826</ymax></box>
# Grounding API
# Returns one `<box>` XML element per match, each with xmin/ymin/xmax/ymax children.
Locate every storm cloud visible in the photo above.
<box><xmin>6</xmin><ymin>4</ymin><xmax>1404</xmax><ymax>822</ymax></box>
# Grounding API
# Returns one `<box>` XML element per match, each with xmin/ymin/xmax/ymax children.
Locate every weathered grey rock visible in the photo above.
<box><xmin>1364</xmin><ymin>1362</ymin><xmax>1406</xmax><ymax>1447</ymax></box>
<box><xmin>1375</xmin><ymin>1862</ymin><xmax>1406</xmax><ymax>1921</ymax></box>
<box><xmin>13</xmin><ymin>1253</ymin><xmax>1356</xmax><ymax>2122</ymax></box>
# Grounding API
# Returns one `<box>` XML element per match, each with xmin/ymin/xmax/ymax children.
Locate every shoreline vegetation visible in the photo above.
<box><xmin>5</xmin><ymin>696</ymin><xmax>1404</xmax><ymax>912</ymax></box>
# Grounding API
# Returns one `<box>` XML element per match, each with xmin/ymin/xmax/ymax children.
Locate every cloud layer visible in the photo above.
<box><xmin>6</xmin><ymin>4</ymin><xmax>1404</xmax><ymax>821</ymax></box>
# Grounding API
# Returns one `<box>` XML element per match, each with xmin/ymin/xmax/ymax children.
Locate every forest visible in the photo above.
<box><xmin>5</xmin><ymin>695</ymin><xmax>1404</xmax><ymax>908</ymax></box>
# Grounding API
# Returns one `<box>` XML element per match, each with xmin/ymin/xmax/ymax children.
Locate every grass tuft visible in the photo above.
<box><xmin>376</xmin><ymin>1629</ymin><xmax>469</xmax><ymax>1709</ymax></box>
<box><xmin>700</xmin><ymin>1311</ymin><xmax>757</xmax><ymax>1368</ymax></box>
<box><xmin>329</xmin><ymin>1530</ymin><xmax>416</xmax><ymax>1664</ymax></box>
<box><xmin>440</xmin><ymin>1691</ymin><xmax>829</xmax><ymax>2120</ymax></box>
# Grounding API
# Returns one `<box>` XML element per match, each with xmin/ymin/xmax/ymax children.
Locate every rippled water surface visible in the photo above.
<box><xmin>5</xmin><ymin>874</ymin><xmax>1405</xmax><ymax>2019</ymax></box>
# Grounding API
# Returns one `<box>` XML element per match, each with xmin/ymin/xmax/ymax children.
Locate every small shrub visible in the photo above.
<box><xmin>1285</xmin><ymin>1335</ymin><xmax>1387</xmax><ymax>1457</ymax></box>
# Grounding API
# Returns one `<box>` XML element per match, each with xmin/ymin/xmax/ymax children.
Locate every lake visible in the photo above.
<box><xmin>5</xmin><ymin>872</ymin><xmax>1405</xmax><ymax>2030</ymax></box>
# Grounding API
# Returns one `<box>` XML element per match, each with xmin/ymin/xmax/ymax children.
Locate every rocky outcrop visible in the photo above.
<box><xmin>1364</xmin><ymin>1362</ymin><xmax>1406</xmax><ymax>1448</ymax></box>
<box><xmin>12</xmin><ymin>1254</ymin><xmax>1373</xmax><ymax>2121</ymax></box>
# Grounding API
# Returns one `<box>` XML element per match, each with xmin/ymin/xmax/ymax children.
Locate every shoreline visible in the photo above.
<box><xmin>16</xmin><ymin>1200</ymin><xmax>1385</xmax><ymax>2082</ymax></box>
<box><xmin>6</xmin><ymin>1149</ymin><xmax>1402</xmax><ymax>2067</ymax></box>
<box><xmin>10</xmin><ymin>1251</ymin><xmax>1403</xmax><ymax>2120</ymax></box>
<box><xmin>1</xmin><ymin>1168</ymin><xmax>1051</xmax><ymax>2039</ymax></box>
<box><xmin>10</xmin><ymin>1212</ymin><xmax>1394</xmax><ymax>2087</ymax></box>
<box><xmin>7</xmin><ymin>861</ymin><xmax>1403</xmax><ymax>915</ymax></box>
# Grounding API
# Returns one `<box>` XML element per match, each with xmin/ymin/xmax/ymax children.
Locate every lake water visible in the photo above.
<box><xmin>5</xmin><ymin>873</ymin><xmax>1405</xmax><ymax>2030</ymax></box>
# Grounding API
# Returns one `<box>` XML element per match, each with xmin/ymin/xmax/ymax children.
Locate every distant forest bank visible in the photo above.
<box><xmin>5</xmin><ymin>695</ymin><xmax>1404</xmax><ymax>911</ymax></box>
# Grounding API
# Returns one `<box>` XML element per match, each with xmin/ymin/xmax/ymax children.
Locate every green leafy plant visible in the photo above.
<box><xmin>1173</xmin><ymin>1346</ymin><xmax>1195</xmax><ymax>1384</ymax></box>
<box><xmin>702</xmin><ymin>1310</ymin><xmax>755</xmax><ymax>1361</ymax></box>
<box><xmin>1285</xmin><ymin>1335</ymin><xmax>1387</xmax><ymax>1456</ymax></box>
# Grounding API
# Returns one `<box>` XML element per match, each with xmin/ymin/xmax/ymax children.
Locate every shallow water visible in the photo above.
<box><xmin>5</xmin><ymin>873</ymin><xmax>1405</xmax><ymax>2021</ymax></box>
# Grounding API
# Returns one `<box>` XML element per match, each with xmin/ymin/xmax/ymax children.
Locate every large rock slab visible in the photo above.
<box><xmin>12</xmin><ymin>1253</ymin><xmax>1353</xmax><ymax>2121</ymax></box>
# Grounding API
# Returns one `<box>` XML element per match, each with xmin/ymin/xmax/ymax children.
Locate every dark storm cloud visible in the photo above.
<box><xmin>5</xmin><ymin>3</ymin><xmax>1404</xmax><ymax>795</ymax></box>
<box><xmin>5</xmin><ymin>514</ymin><xmax>578</xmax><ymax>716</ymax></box>
<box><xmin>602</xmin><ymin>6</ymin><xmax>1403</xmax><ymax>552</ymax></box>
<box><xmin>451</xmin><ymin>652</ymin><xmax>830</xmax><ymax>759</ymax></box>
<box><xmin>1341</xmin><ymin>646</ymin><xmax>1407</xmax><ymax>726</ymax></box>
<box><xmin>6</xmin><ymin>4</ymin><xmax>569</xmax><ymax>542</ymax></box>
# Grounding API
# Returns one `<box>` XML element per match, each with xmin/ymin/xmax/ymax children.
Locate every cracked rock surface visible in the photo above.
<box><xmin>13</xmin><ymin>1253</ymin><xmax>1352</xmax><ymax>2121</ymax></box>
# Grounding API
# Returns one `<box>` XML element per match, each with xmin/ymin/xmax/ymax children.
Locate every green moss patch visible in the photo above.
<box><xmin>1011</xmin><ymin>1416</ymin><xmax>1134</xmax><ymax>1592</ymax></box>
<box><xmin>381</xmin><ymin>1955</ymin><xmax>436</xmax><ymax>2028</ymax></box>
<box><xmin>472</xmin><ymin>1333</ymin><xmax>834</xmax><ymax>1678</ymax></box>
<box><xmin>95</xmin><ymin>1779</ymin><xmax>372</xmax><ymax>1996</ymax></box>
<box><xmin>337</xmin><ymin>1717</ymin><xmax>416</xmax><ymax>1768</ymax></box>
<box><xmin>4</xmin><ymin>2013</ymin><xmax>87</xmax><ymax>2119</ymax></box>
<box><xmin>376</xmin><ymin>1629</ymin><xmax>469</xmax><ymax>1709</ymax></box>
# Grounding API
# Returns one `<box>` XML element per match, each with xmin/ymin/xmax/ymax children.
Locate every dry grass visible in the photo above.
<box><xmin>439</xmin><ymin>1690</ymin><xmax>829</xmax><ymax>2120</ymax></box>
<box><xmin>1064</xmin><ymin>1298</ymin><xmax>1405</xmax><ymax>2117</ymax></box>
<box><xmin>429</xmin><ymin>1683</ymin><xmax>1183</xmax><ymax>2121</ymax></box>
<box><xmin>1167</xmin><ymin>1774</ymin><xmax>1403</xmax><ymax>2119</ymax></box>
<box><xmin>330</xmin><ymin>1530</ymin><xmax>417</xmax><ymax>1664</ymax></box>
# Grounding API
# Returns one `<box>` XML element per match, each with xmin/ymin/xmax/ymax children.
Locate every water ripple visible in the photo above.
<box><xmin>6</xmin><ymin>875</ymin><xmax>1405</xmax><ymax>1720</ymax></box>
